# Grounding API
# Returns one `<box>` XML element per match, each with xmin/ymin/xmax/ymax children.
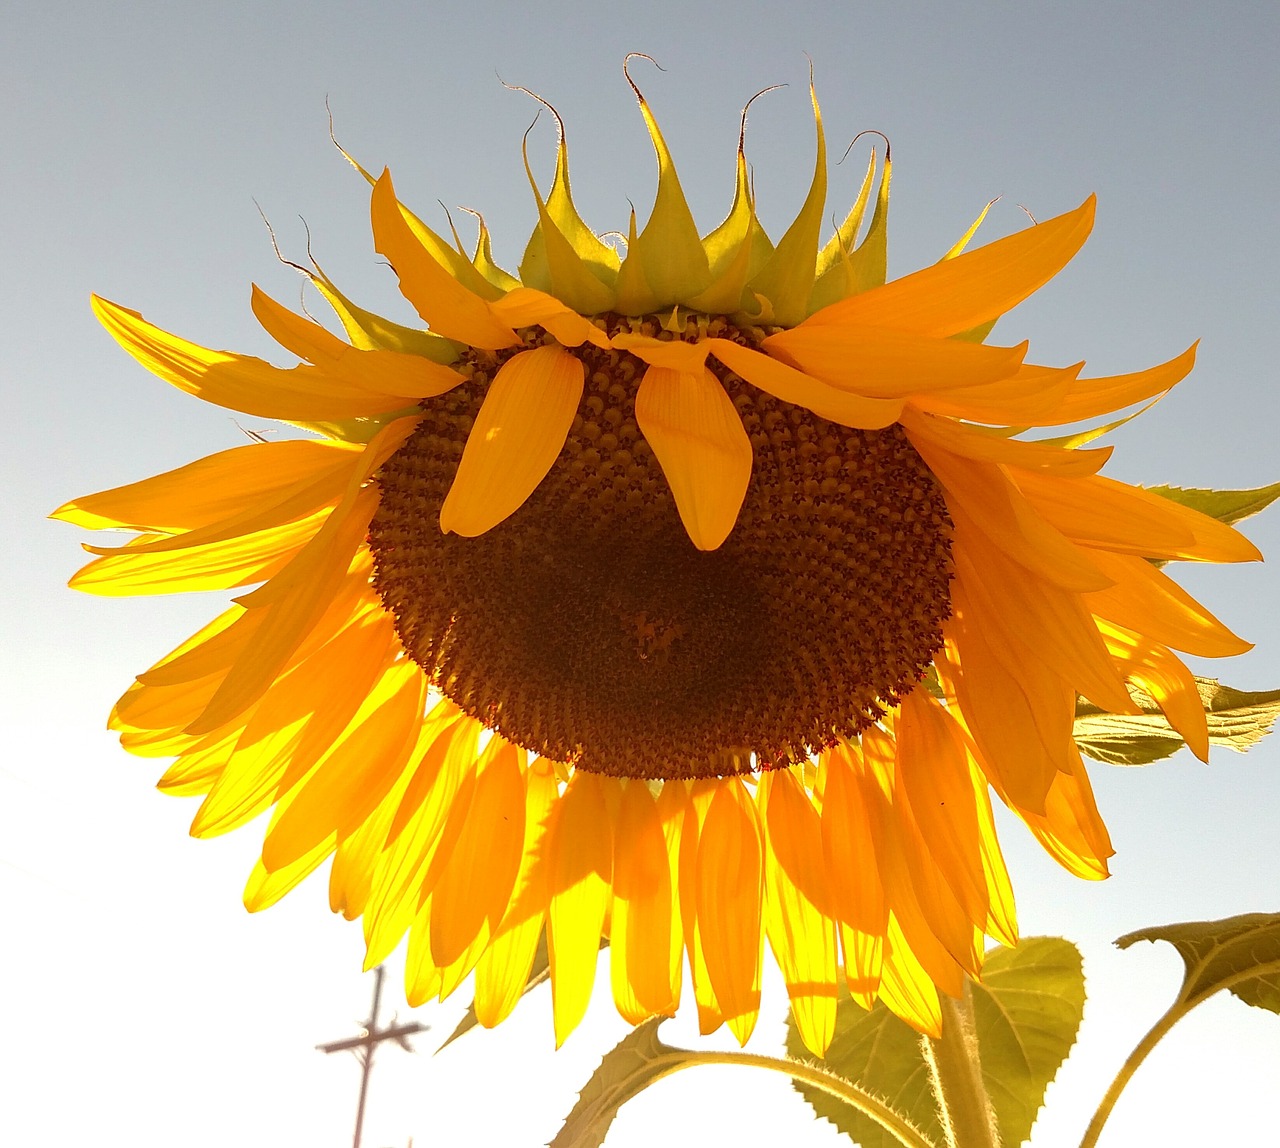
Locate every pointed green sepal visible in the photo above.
<box><xmin>1147</xmin><ymin>480</ymin><xmax>1280</xmax><ymax>529</ymax></box>
<box><xmin>306</xmin><ymin>266</ymin><xmax>460</xmax><ymax>364</ymax></box>
<box><xmin>517</xmin><ymin>125</ymin><xmax>617</xmax><ymax>315</ymax></box>
<box><xmin>808</xmin><ymin>147</ymin><xmax>880</xmax><ymax>313</ymax></box>
<box><xmin>687</xmin><ymin>144</ymin><xmax>774</xmax><ymax>315</ymax></box>
<box><xmin>621</xmin><ymin>60</ymin><xmax>711</xmax><ymax>309</ymax></box>
<box><xmin>750</xmin><ymin>78</ymin><xmax>827</xmax><ymax>327</ymax></box>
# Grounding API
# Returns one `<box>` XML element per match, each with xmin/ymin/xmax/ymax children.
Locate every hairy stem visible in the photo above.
<box><xmin>923</xmin><ymin>983</ymin><xmax>1001</xmax><ymax>1148</ymax></box>
<box><xmin>670</xmin><ymin>1048</ymin><xmax>940</xmax><ymax>1148</ymax></box>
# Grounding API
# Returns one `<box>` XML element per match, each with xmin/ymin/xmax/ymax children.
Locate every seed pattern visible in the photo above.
<box><xmin>367</xmin><ymin>318</ymin><xmax>954</xmax><ymax>779</ymax></box>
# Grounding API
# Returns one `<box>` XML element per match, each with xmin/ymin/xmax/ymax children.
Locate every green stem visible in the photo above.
<box><xmin>924</xmin><ymin>983</ymin><xmax>1001</xmax><ymax>1148</ymax></box>
<box><xmin>1077</xmin><ymin>1004</ymin><xmax>1183</xmax><ymax>1148</ymax></box>
<box><xmin>661</xmin><ymin>1048</ymin><xmax>939</xmax><ymax>1148</ymax></box>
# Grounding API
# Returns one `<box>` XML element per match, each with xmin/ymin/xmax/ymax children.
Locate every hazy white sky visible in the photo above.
<box><xmin>4</xmin><ymin>2</ymin><xmax>1279</xmax><ymax>1145</ymax></box>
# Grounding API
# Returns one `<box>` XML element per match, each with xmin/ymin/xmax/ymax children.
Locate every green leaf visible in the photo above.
<box><xmin>1116</xmin><ymin>912</ymin><xmax>1280</xmax><ymax>1014</ymax></box>
<box><xmin>550</xmin><ymin>1018</ymin><xmax>686</xmax><ymax>1148</ymax></box>
<box><xmin>787</xmin><ymin>995</ymin><xmax>933</xmax><ymax>1148</ymax></box>
<box><xmin>787</xmin><ymin>938</ymin><xmax>1083</xmax><ymax>1148</ymax></box>
<box><xmin>969</xmin><ymin>939</ymin><xmax>1085</xmax><ymax>1147</ymax></box>
<box><xmin>1073</xmin><ymin>677</ymin><xmax>1280</xmax><ymax>765</ymax></box>
<box><xmin>1146</xmin><ymin>481</ymin><xmax>1280</xmax><ymax>529</ymax></box>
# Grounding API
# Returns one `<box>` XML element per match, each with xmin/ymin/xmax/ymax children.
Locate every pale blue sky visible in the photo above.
<box><xmin>4</xmin><ymin>2</ymin><xmax>1279</xmax><ymax>1145</ymax></box>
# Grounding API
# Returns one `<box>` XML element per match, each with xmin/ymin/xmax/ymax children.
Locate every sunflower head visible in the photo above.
<box><xmin>56</xmin><ymin>70</ymin><xmax>1259</xmax><ymax>1054</ymax></box>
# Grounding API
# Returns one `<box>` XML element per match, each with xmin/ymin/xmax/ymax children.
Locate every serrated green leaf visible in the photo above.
<box><xmin>787</xmin><ymin>995</ymin><xmax>933</xmax><ymax>1148</ymax></box>
<box><xmin>550</xmin><ymin>1018</ymin><xmax>687</xmax><ymax>1148</ymax></box>
<box><xmin>787</xmin><ymin>938</ymin><xmax>1083</xmax><ymax>1148</ymax></box>
<box><xmin>1116</xmin><ymin>912</ymin><xmax>1280</xmax><ymax>1014</ymax></box>
<box><xmin>1073</xmin><ymin>677</ymin><xmax>1280</xmax><ymax>766</ymax></box>
<box><xmin>1146</xmin><ymin>481</ymin><xmax>1280</xmax><ymax>528</ymax></box>
<box><xmin>969</xmin><ymin>938</ymin><xmax>1085</xmax><ymax>1147</ymax></box>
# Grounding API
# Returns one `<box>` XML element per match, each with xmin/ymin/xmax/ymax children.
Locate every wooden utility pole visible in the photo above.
<box><xmin>317</xmin><ymin>965</ymin><xmax>428</xmax><ymax>1148</ymax></box>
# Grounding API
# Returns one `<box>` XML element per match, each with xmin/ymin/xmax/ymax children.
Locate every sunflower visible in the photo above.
<box><xmin>57</xmin><ymin>73</ymin><xmax>1258</xmax><ymax>1058</ymax></box>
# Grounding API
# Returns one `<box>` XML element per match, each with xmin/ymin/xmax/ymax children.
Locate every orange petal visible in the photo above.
<box><xmin>91</xmin><ymin>295</ymin><xmax>418</xmax><ymax>421</ymax></box>
<box><xmin>259</xmin><ymin>660</ymin><xmax>425</xmax><ymax>870</ymax></box>
<box><xmin>439</xmin><ymin>345</ymin><xmax>585</xmax><ymax>536</ymax></box>
<box><xmin>763</xmin><ymin>326</ymin><xmax>1027</xmax><ymax>399</ymax></box>
<box><xmin>370</xmin><ymin>170</ymin><xmax>520</xmax><ymax>351</ymax></box>
<box><xmin>805</xmin><ymin>197</ymin><xmax>1095</xmax><ymax>338</ymax></box>
<box><xmin>634</xmin><ymin>365</ymin><xmax>752</xmax><ymax>550</ymax></box>
<box><xmin>908</xmin><ymin>429</ymin><xmax>1111</xmax><ymax>593</ymax></box>
<box><xmin>610</xmin><ymin>781</ymin><xmax>681</xmax><ymax>1024</ymax></box>
<box><xmin>1013</xmin><ymin>469</ymin><xmax>1263</xmax><ymax>564</ymax></box>
<box><xmin>54</xmin><ymin>438</ymin><xmax>358</xmax><ymax>533</ymax></box>
<box><xmin>1083</xmin><ymin>549</ymin><xmax>1251</xmax><ymax>658</ymax></box>
<box><xmin>707</xmin><ymin>338</ymin><xmax>904</xmax><ymax>429</ymax></box>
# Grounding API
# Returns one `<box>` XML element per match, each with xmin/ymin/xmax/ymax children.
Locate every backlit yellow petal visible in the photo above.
<box><xmin>547</xmin><ymin>772</ymin><xmax>613</xmax><ymax>1046</ymax></box>
<box><xmin>696</xmin><ymin>778</ymin><xmax>764</xmax><ymax>1046</ymax></box>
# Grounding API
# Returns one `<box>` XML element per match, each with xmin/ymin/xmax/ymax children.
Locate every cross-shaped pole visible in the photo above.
<box><xmin>317</xmin><ymin>965</ymin><xmax>428</xmax><ymax>1148</ymax></box>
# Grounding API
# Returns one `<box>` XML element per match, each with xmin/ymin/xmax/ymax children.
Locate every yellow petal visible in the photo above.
<box><xmin>707</xmin><ymin>338</ymin><xmax>905</xmax><ymax>429</ymax></box>
<box><xmin>53</xmin><ymin>439</ymin><xmax>358</xmax><ymax>533</ymax></box>
<box><xmin>819</xmin><ymin>745</ymin><xmax>886</xmax><ymax>1008</ymax></box>
<box><xmin>430</xmin><ymin>741</ymin><xmax>527</xmax><ymax>978</ymax></box>
<box><xmin>439</xmin><ymin>345</ymin><xmax>585</xmax><ymax>537</ymax></box>
<box><xmin>610</xmin><ymin>780</ymin><xmax>681</xmax><ymax>1024</ymax></box>
<box><xmin>678</xmin><ymin>781</ymin><xmax>723</xmax><ymax>1035</ymax></box>
<box><xmin>474</xmin><ymin>760</ymin><xmax>558</xmax><ymax>1028</ymax></box>
<box><xmin>1099</xmin><ymin>620</ymin><xmax>1209</xmax><ymax>761</ymax></box>
<box><xmin>250</xmin><ymin>285</ymin><xmax>465</xmax><ymax>399</ymax></box>
<box><xmin>633</xmin><ymin>365</ymin><xmax>752</xmax><ymax>551</ymax></box>
<box><xmin>91</xmin><ymin>295</ymin><xmax>419</xmax><ymax>421</ymax></box>
<box><xmin>547</xmin><ymin>772</ymin><xmax>613</xmax><ymax>1046</ymax></box>
<box><xmin>877</xmin><ymin>917</ymin><xmax>943</xmax><ymax>1037</ymax></box>
<box><xmin>69</xmin><ymin>509</ymin><xmax>328</xmax><ymax>597</ymax></box>
<box><xmin>370</xmin><ymin>169</ymin><xmax>520</xmax><ymax>350</ymax></box>
<box><xmin>190</xmin><ymin>611</ymin><xmax>398</xmax><ymax>837</ymax></box>
<box><xmin>695</xmin><ymin>778</ymin><xmax>764</xmax><ymax>1045</ymax></box>
<box><xmin>806</xmin><ymin>196</ymin><xmax>1096</xmax><ymax>338</ymax></box>
<box><xmin>260</xmin><ymin>659</ymin><xmax>425</xmax><ymax>871</ymax></box>
<box><xmin>1014</xmin><ymin>469</ymin><xmax>1263</xmax><ymax>564</ymax></box>
<box><xmin>763</xmin><ymin>326</ymin><xmax>1028</xmax><ymax>399</ymax></box>
<box><xmin>488</xmin><ymin>287</ymin><xmax>611</xmax><ymax>349</ymax></box>
<box><xmin>1083</xmin><ymin>548</ymin><xmax>1251</xmax><ymax>658</ymax></box>
<box><xmin>760</xmin><ymin>769</ymin><xmax>838</xmax><ymax>1057</ymax></box>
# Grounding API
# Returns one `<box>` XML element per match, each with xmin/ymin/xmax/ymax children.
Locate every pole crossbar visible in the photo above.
<box><xmin>317</xmin><ymin>965</ymin><xmax>428</xmax><ymax>1148</ymax></box>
